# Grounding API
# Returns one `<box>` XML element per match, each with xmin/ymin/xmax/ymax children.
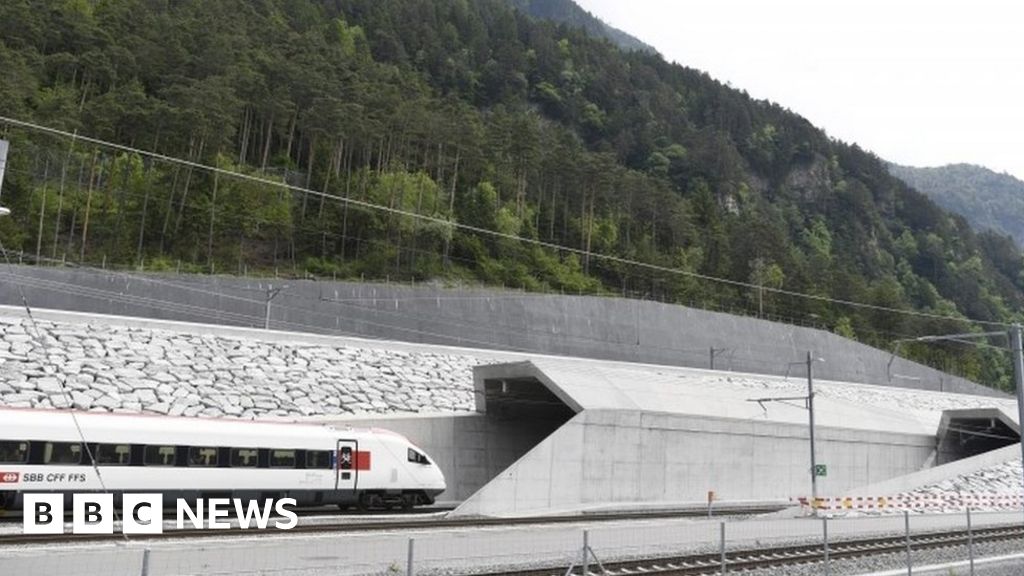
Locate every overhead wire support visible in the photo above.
<box><xmin>884</xmin><ymin>326</ymin><xmax>1024</xmax><ymax>523</ymax></box>
<box><xmin>747</xmin><ymin>352</ymin><xmax>825</xmax><ymax>514</ymax></box>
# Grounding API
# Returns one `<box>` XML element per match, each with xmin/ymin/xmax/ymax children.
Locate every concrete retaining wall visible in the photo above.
<box><xmin>453</xmin><ymin>409</ymin><xmax>937</xmax><ymax>517</ymax></box>
<box><xmin>0</xmin><ymin>265</ymin><xmax>998</xmax><ymax>396</ymax></box>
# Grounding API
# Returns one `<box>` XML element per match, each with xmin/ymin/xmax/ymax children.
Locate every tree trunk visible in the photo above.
<box><xmin>261</xmin><ymin>112</ymin><xmax>275</xmax><ymax>173</ymax></box>
<box><xmin>302</xmin><ymin>134</ymin><xmax>317</xmax><ymax>220</ymax></box>
<box><xmin>79</xmin><ymin>151</ymin><xmax>99</xmax><ymax>261</ymax></box>
<box><xmin>206</xmin><ymin>171</ymin><xmax>219</xmax><ymax>269</ymax></box>
<box><xmin>174</xmin><ymin>137</ymin><xmax>205</xmax><ymax>236</ymax></box>
<box><xmin>585</xmin><ymin>192</ymin><xmax>595</xmax><ymax>275</ymax></box>
<box><xmin>284</xmin><ymin>111</ymin><xmax>297</xmax><ymax>164</ymax></box>
<box><xmin>35</xmin><ymin>161</ymin><xmax>50</xmax><ymax>263</ymax></box>
<box><xmin>159</xmin><ymin>164</ymin><xmax>182</xmax><ymax>254</ymax></box>
<box><xmin>135</xmin><ymin>164</ymin><xmax>153</xmax><ymax>267</ymax></box>
<box><xmin>238</xmin><ymin>107</ymin><xmax>250</xmax><ymax>165</ymax></box>
<box><xmin>51</xmin><ymin>135</ymin><xmax>77</xmax><ymax>260</ymax></box>
<box><xmin>318</xmin><ymin>140</ymin><xmax>341</xmax><ymax>219</ymax></box>
<box><xmin>548</xmin><ymin>184</ymin><xmax>557</xmax><ymax>241</ymax></box>
<box><xmin>65</xmin><ymin>159</ymin><xmax>86</xmax><ymax>258</ymax></box>
<box><xmin>339</xmin><ymin>145</ymin><xmax>354</xmax><ymax>261</ymax></box>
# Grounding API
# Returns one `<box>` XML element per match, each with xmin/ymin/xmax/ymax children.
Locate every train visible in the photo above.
<box><xmin>0</xmin><ymin>407</ymin><xmax>445</xmax><ymax>512</ymax></box>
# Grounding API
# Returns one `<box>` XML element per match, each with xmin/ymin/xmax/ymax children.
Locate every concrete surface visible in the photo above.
<box><xmin>450</xmin><ymin>359</ymin><xmax>1017</xmax><ymax>517</ymax></box>
<box><xmin>848</xmin><ymin>444</ymin><xmax>1022</xmax><ymax>498</ymax></box>
<box><xmin>453</xmin><ymin>408</ymin><xmax>938</xmax><ymax>517</ymax></box>
<box><xmin>0</xmin><ymin>265</ymin><xmax>999</xmax><ymax>395</ymax></box>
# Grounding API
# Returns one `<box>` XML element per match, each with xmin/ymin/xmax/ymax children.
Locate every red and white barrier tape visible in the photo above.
<box><xmin>792</xmin><ymin>494</ymin><xmax>1024</xmax><ymax>511</ymax></box>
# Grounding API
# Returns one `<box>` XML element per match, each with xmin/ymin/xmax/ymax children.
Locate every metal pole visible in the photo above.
<box><xmin>1010</xmin><ymin>324</ymin><xmax>1024</xmax><ymax>525</ymax></box>
<box><xmin>966</xmin><ymin>507</ymin><xmax>975</xmax><ymax>576</ymax></box>
<box><xmin>407</xmin><ymin>537</ymin><xmax>414</xmax><ymax>576</ymax></box>
<box><xmin>140</xmin><ymin>548</ymin><xmax>150</xmax><ymax>576</ymax></box>
<box><xmin>710</xmin><ymin>346</ymin><xmax>715</xmax><ymax>370</ymax></box>
<box><xmin>807</xmin><ymin>351</ymin><xmax>819</xmax><ymax>514</ymax></box>
<box><xmin>719</xmin><ymin>521</ymin><xmax>727</xmax><ymax>575</ymax></box>
<box><xmin>822</xmin><ymin>517</ymin><xmax>830</xmax><ymax>576</ymax></box>
<box><xmin>582</xmin><ymin>530</ymin><xmax>589</xmax><ymax>576</ymax></box>
<box><xmin>904</xmin><ymin>510</ymin><xmax>912</xmax><ymax>575</ymax></box>
<box><xmin>264</xmin><ymin>287</ymin><xmax>273</xmax><ymax>330</ymax></box>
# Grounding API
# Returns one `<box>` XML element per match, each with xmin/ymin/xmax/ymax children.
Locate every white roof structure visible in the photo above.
<box><xmin>476</xmin><ymin>357</ymin><xmax>1019</xmax><ymax>437</ymax></box>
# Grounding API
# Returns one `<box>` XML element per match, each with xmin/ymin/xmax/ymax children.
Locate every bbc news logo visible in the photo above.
<box><xmin>23</xmin><ymin>494</ymin><xmax>298</xmax><ymax>534</ymax></box>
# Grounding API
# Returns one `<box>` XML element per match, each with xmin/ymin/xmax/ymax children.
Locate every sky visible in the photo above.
<box><xmin>574</xmin><ymin>0</ymin><xmax>1024</xmax><ymax>180</ymax></box>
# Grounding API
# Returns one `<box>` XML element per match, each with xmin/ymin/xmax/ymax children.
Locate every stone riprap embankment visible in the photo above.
<box><xmin>0</xmin><ymin>316</ymin><xmax>488</xmax><ymax>418</ymax></box>
<box><xmin>837</xmin><ymin>458</ymin><xmax>1024</xmax><ymax>517</ymax></box>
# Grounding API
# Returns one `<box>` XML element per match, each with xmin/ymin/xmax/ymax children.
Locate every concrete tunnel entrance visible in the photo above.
<box><xmin>338</xmin><ymin>360</ymin><xmax>1021</xmax><ymax>516</ymax></box>
<box><xmin>329</xmin><ymin>373</ymin><xmax>576</xmax><ymax>505</ymax></box>
<box><xmin>936</xmin><ymin>409</ymin><xmax>1021</xmax><ymax>465</ymax></box>
<box><xmin>467</xmin><ymin>375</ymin><xmax>577</xmax><ymax>493</ymax></box>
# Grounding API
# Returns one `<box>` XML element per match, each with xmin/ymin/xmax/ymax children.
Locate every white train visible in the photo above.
<box><xmin>0</xmin><ymin>408</ymin><xmax>445</xmax><ymax>511</ymax></box>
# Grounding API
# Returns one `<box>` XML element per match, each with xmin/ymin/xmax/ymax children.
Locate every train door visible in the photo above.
<box><xmin>336</xmin><ymin>440</ymin><xmax>358</xmax><ymax>491</ymax></box>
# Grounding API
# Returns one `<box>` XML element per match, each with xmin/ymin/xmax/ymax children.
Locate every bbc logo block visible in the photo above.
<box><xmin>23</xmin><ymin>493</ymin><xmax>163</xmax><ymax>534</ymax></box>
<box><xmin>22</xmin><ymin>494</ymin><xmax>297</xmax><ymax>533</ymax></box>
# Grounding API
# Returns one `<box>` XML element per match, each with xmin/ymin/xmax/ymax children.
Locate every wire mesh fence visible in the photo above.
<box><xmin>2</xmin><ymin>510</ymin><xmax>1022</xmax><ymax>576</ymax></box>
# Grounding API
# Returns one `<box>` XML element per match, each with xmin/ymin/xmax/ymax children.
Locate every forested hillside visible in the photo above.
<box><xmin>0</xmin><ymin>0</ymin><xmax>1020</xmax><ymax>388</ymax></box>
<box><xmin>890</xmin><ymin>163</ymin><xmax>1024</xmax><ymax>248</ymax></box>
<box><xmin>506</xmin><ymin>0</ymin><xmax>657</xmax><ymax>53</ymax></box>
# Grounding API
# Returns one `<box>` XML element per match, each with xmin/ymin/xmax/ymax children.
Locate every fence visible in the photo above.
<box><xmin>2</xmin><ymin>510</ymin><xmax>1023</xmax><ymax>576</ymax></box>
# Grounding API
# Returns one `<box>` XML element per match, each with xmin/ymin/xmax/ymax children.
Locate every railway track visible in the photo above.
<box><xmin>0</xmin><ymin>504</ymin><xmax>786</xmax><ymax>546</ymax></box>
<box><xmin>489</xmin><ymin>524</ymin><xmax>1024</xmax><ymax>576</ymax></box>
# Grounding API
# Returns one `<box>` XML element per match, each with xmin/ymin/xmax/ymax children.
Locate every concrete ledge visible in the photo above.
<box><xmin>848</xmin><ymin>443</ymin><xmax>1021</xmax><ymax>497</ymax></box>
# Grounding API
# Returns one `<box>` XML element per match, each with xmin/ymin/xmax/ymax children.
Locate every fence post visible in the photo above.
<box><xmin>719</xmin><ymin>521</ymin><xmax>727</xmax><ymax>575</ymax></box>
<box><xmin>140</xmin><ymin>548</ymin><xmax>150</xmax><ymax>576</ymax></box>
<box><xmin>407</xmin><ymin>537</ymin><xmax>414</xmax><ymax>576</ymax></box>
<box><xmin>966</xmin><ymin>507</ymin><xmax>975</xmax><ymax>576</ymax></box>
<box><xmin>904</xmin><ymin>511</ymin><xmax>912</xmax><ymax>576</ymax></box>
<box><xmin>582</xmin><ymin>530</ymin><xmax>589</xmax><ymax>576</ymax></box>
<box><xmin>822</xmin><ymin>517</ymin><xmax>830</xmax><ymax>576</ymax></box>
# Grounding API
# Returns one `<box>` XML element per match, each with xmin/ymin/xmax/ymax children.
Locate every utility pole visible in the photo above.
<box><xmin>807</xmin><ymin>350</ymin><xmax>819</xmax><ymax>512</ymax></box>
<box><xmin>264</xmin><ymin>284</ymin><xmax>287</xmax><ymax>330</ymax></box>
<box><xmin>890</xmin><ymin>327</ymin><xmax>1022</xmax><ymax>523</ymax></box>
<box><xmin>1010</xmin><ymin>323</ymin><xmax>1024</xmax><ymax>523</ymax></box>
<box><xmin>746</xmin><ymin>352</ymin><xmax>824</xmax><ymax>515</ymax></box>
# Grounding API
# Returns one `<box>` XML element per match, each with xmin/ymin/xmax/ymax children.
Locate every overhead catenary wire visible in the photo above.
<box><xmin>0</xmin><ymin>236</ymin><xmax>130</xmax><ymax>542</ymax></box>
<box><xmin>2</xmin><ymin>240</ymin><xmax>1006</xmax><ymax>381</ymax></box>
<box><xmin>0</xmin><ymin>251</ymin><xmax>952</xmax><ymax>360</ymax></box>
<box><xmin>0</xmin><ymin>115</ymin><xmax>1012</xmax><ymax>329</ymax></box>
<box><xmin>0</xmin><ymin>260</ymin><xmax>992</xmax><ymax>386</ymax></box>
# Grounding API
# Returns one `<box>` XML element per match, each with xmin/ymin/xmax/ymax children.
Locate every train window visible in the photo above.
<box><xmin>230</xmin><ymin>448</ymin><xmax>259</xmax><ymax>468</ymax></box>
<box><xmin>44</xmin><ymin>442</ymin><xmax>82</xmax><ymax>464</ymax></box>
<box><xmin>188</xmin><ymin>446</ymin><xmax>219</xmax><ymax>467</ymax></box>
<box><xmin>407</xmin><ymin>448</ymin><xmax>430</xmax><ymax>465</ymax></box>
<box><xmin>95</xmin><ymin>443</ymin><xmax>131</xmax><ymax>465</ymax></box>
<box><xmin>305</xmin><ymin>450</ymin><xmax>331</xmax><ymax>469</ymax></box>
<box><xmin>0</xmin><ymin>440</ymin><xmax>29</xmax><ymax>463</ymax></box>
<box><xmin>144</xmin><ymin>445</ymin><xmax>177</xmax><ymax>466</ymax></box>
<box><xmin>269</xmin><ymin>450</ymin><xmax>296</xmax><ymax>468</ymax></box>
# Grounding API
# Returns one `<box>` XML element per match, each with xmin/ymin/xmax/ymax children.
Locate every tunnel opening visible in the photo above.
<box><xmin>475</xmin><ymin>376</ymin><xmax>577</xmax><ymax>481</ymax></box>
<box><xmin>936</xmin><ymin>412</ymin><xmax>1021</xmax><ymax>465</ymax></box>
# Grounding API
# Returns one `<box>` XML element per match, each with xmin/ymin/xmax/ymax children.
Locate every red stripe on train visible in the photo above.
<box><xmin>355</xmin><ymin>451</ymin><xmax>371</xmax><ymax>471</ymax></box>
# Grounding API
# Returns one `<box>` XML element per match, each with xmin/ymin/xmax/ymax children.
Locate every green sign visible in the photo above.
<box><xmin>814</xmin><ymin>464</ymin><xmax>827</xmax><ymax>477</ymax></box>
